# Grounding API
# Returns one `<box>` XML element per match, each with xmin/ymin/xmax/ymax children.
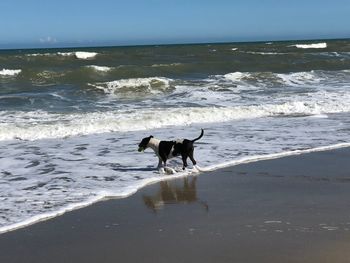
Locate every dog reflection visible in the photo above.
<box><xmin>143</xmin><ymin>177</ymin><xmax>208</xmax><ymax>212</ymax></box>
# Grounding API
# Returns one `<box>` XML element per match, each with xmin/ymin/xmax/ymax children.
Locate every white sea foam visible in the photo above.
<box><xmin>27</xmin><ymin>51</ymin><xmax>98</xmax><ymax>59</ymax></box>
<box><xmin>293</xmin><ymin>43</ymin><xmax>327</xmax><ymax>49</ymax></box>
<box><xmin>223</xmin><ymin>71</ymin><xmax>247</xmax><ymax>81</ymax></box>
<box><xmin>74</xmin><ymin>51</ymin><xmax>98</xmax><ymax>59</ymax></box>
<box><xmin>219</xmin><ymin>70</ymin><xmax>324</xmax><ymax>87</ymax></box>
<box><xmin>1</xmin><ymin>140</ymin><xmax>349</xmax><ymax>235</ymax></box>
<box><xmin>27</xmin><ymin>52</ymin><xmax>73</xmax><ymax>57</ymax></box>
<box><xmin>151</xmin><ymin>63</ymin><xmax>182</xmax><ymax>67</ymax></box>
<box><xmin>0</xmin><ymin>68</ymin><xmax>22</xmax><ymax>76</ymax></box>
<box><xmin>90</xmin><ymin>77</ymin><xmax>172</xmax><ymax>95</ymax></box>
<box><xmin>86</xmin><ymin>65</ymin><xmax>112</xmax><ymax>72</ymax></box>
<box><xmin>26</xmin><ymin>53</ymin><xmax>43</xmax><ymax>57</ymax></box>
<box><xmin>57</xmin><ymin>52</ymin><xmax>74</xmax><ymax>57</ymax></box>
<box><xmin>276</xmin><ymin>71</ymin><xmax>321</xmax><ymax>86</ymax></box>
<box><xmin>245</xmin><ymin>51</ymin><xmax>286</xmax><ymax>55</ymax></box>
<box><xmin>1</xmin><ymin>95</ymin><xmax>350</xmax><ymax>141</ymax></box>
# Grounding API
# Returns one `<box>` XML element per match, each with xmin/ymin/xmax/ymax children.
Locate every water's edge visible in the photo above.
<box><xmin>1</xmin><ymin>142</ymin><xmax>349</xmax><ymax>235</ymax></box>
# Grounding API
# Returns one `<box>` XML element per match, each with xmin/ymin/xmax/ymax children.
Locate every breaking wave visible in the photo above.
<box><xmin>89</xmin><ymin>77</ymin><xmax>173</xmax><ymax>95</ymax></box>
<box><xmin>0</xmin><ymin>68</ymin><xmax>22</xmax><ymax>76</ymax></box>
<box><xmin>151</xmin><ymin>63</ymin><xmax>182</xmax><ymax>67</ymax></box>
<box><xmin>218</xmin><ymin>70</ymin><xmax>336</xmax><ymax>87</ymax></box>
<box><xmin>292</xmin><ymin>42</ymin><xmax>327</xmax><ymax>49</ymax></box>
<box><xmin>86</xmin><ymin>65</ymin><xmax>112</xmax><ymax>72</ymax></box>
<box><xmin>2</xmin><ymin>96</ymin><xmax>350</xmax><ymax>141</ymax></box>
<box><xmin>74</xmin><ymin>52</ymin><xmax>98</xmax><ymax>59</ymax></box>
<box><xmin>27</xmin><ymin>51</ymin><xmax>98</xmax><ymax>59</ymax></box>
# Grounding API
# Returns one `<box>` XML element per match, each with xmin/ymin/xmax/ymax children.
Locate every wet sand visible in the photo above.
<box><xmin>1</xmin><ymin>148</ymin><xmax>350</xmax><ymax>263</ymax></box>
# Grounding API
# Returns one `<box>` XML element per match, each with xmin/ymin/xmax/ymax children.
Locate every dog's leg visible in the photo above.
<box><xmin>188</xmin><ymin>149</ymin><xmax>197</xmax><ymax>166</ymax></box>
<box><xmin>181</xmin><ymin>154</ymin><xmax>188</xmax><ymax>170</ymax></box>
<box><xmin>157</xmin><ymin>158</ymin><xmax>163</xmax><ymax>168</ymax></box>
<box><xmin>160</xmin><ymin>157</ymin><xmax>167</xmax><ymax>168</ymax></box>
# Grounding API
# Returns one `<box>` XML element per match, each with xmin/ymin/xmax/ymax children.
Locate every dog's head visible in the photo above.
<box><xmin>138</xmin><ymin>136</ymin><xmax>153</xmax><ymax>152</ymax></box>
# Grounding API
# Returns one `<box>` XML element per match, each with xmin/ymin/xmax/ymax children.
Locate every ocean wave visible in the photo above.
<box><xmin>27</xmin><ymin>52</ymin><xmax>73</xmax><ymax>57</ymax></box>
<box><xmin>292</xmin><ymin>42</ymin><xmax>327</xmax><ymax>49</ymax></box>
<box><xmin>218</xmin><ymin>70</ymin><xmax>324</xmax><ymax>87</ymax></box>
<box><xmin>150</xmin><ymin>63</ymin><xmax>182</xmax><ymax>67</ymax></box>
<box><xmin>89</xmin><ymin>77</ymin><xmax>173</xmax><ymax>95</ymax></box>
<box><xmin>27</xmin><ymin>51</ymin><xmax>98</xmax><ymax>59</ymax></box>
<box><xmin>2</xmin><ymin>97</ymin><xmax>350</xmax><ymax>141</ymax></box>
<box><xmin>245</xmin><ymin>51</ymin><xmax>287</xmax><ymax>55</ymax></box>
<box><xmin>74</xmin><ymin>52</ymin><xmax>98</xmax><ymax>59</ymax></box>
<box><xmin>223</xmin><ymin>71</ymin><xmax>247</xmax><ymax>82</ymax></box>
<box><xmin>86</xmin><ymin>65</ymin><xmax>112</xmax><ymax>72</ymax></box>
<box><xmin>0</xmin><ymin>68</ymin><xmax>22</xmax><ymax>76</ymax></box>
<box><xmin>29</xmin><ymin>70</ymin><xmax>65</xmax><ymax>86</ymax></box>
<box><xmin>56</xmin><ymin>52</ymin><xmax>75</xmax><ymax>57</ymax></box>
<box><xmin>276</xmin><ymin>71</ymin><xmax>321</xmax><ymax>86</ymax></box>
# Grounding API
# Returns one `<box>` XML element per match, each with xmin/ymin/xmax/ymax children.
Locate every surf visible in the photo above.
<box><xmin>1</xmin><ymin>141</ymin><xmax>350</xmax><ymax>235</ymax></box>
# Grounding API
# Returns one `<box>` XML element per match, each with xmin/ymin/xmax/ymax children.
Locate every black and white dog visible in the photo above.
<box><xmin>138</xmin><ymin>129</ymin><xmax>204</xmax><ymax>170</ymax></box>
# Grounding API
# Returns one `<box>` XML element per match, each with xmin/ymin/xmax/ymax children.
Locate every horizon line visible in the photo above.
<box><xmin>1</xmin><ymin>36</ymin><xmax>349</xmax><ymax>52</ymax></box>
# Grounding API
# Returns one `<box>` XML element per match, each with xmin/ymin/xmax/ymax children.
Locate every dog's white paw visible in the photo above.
<box><xmin>164</xmin><ymin>167</ymin><xmax>176</xmax><ymax>174</ymax></box>
<box><xmin>158</xmin><ymin>167</ymin><xmax>176</xmax><ymax>175</ymax></box>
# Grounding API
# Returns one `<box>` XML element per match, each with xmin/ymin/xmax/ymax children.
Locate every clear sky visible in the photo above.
<box><xmin>1</xmin><ymin>0</ymin><xmax>349</xmax><ymax>48</ymax></box>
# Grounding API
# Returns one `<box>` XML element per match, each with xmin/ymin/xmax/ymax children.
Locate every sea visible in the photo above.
<box><xmin>1</xmin><ymin>39</ymin><xmax>350</xmax><ymax>233</ymax></box>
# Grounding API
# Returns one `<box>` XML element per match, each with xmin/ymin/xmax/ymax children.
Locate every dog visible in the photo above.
<box><xmin>138</xmin><ymin>129</ymin><xmax>204</xmax><ymax>170</ymax></box>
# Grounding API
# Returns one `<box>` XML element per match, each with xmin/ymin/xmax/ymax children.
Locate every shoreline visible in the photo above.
<box><xmin>2</xmin><ymin>146</ymin><xmax>350</xmax><ymax>262</ymax></box>
<box><xmin>1</xmin><ymin>142</ymin><xmax>350</xmax><ymax>235</ymax></box>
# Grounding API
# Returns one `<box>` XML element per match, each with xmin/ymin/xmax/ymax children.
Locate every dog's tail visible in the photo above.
<box><xmin>191</xmin><ymin>129</ymin><xmax>204</xmax><ymax>143</ymax></box>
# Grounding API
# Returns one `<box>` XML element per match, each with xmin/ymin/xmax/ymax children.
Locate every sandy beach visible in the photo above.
<box><xmin>1</xmin><ymin>147</ymin><xmax>350</xmax><ymax>263</ymax></box>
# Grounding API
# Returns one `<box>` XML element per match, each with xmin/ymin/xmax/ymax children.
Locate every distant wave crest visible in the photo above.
<box><xmin>0</xmin><ymin>68</ymin><xmax>22</xmax><ymax>76</ymax></box>
<box><xmin>27</xmin><ymin>51</ymin><xmax>98</xmax><ymax>59</ymax></box>
<box><xmin>89</xmin><ymin>77</ymin><xmax>173</xmax><ymax>95</ymax></box>
<box><xmin>86</xmin><ymin>65</ymin><xmax>112</xmax><ymax>72</ymax></box>
<box><xmin>292</xmin><ymin>42</ymin><xmax>327</xmax><ymax>49</ymax></box>
<box><xmin>74</xmin><ymin>52</ymin><xmax>98</xmax><ymax>59</ymax></box>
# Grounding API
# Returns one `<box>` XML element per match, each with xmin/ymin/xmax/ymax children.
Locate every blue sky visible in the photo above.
<box><xmin>1</xmin><ymin>0</ymin><xmax>349</xmax><ymax>48</ymax></box>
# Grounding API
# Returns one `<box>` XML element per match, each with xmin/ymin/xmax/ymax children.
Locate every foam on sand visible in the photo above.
<box><xmin>1</xmin><ymin>141</ymin><xmax>349</xmax><ymax>235</ymax></box>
